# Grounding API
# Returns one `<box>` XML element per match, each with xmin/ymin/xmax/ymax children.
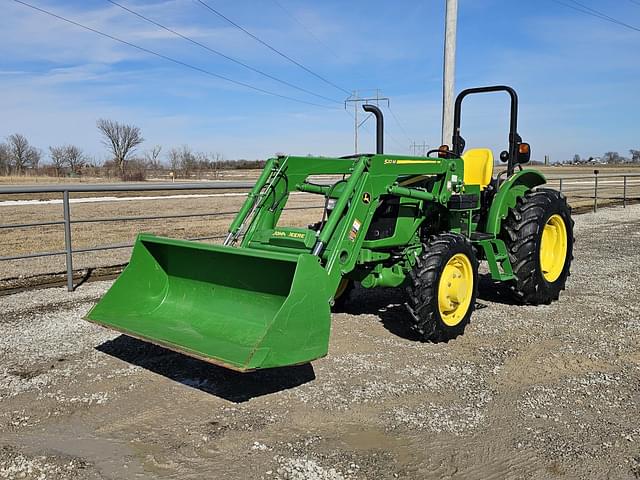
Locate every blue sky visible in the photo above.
<box><xmin>0</xmin><ymin>0</ymin><xmax>638</xmax><ymax>163</ymax></box>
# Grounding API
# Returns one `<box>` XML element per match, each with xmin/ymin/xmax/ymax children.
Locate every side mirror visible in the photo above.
<box><xmin>516</xmin><ymin>142</ymin><xmax>531</xmax><ymax>164</ymax></box>
<box><xmin>499</xmin><ymin>151</ymin><xmax>509</xmax><ymax>163</ymax></box>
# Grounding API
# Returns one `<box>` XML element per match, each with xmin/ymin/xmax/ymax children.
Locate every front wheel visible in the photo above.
<box><xmin>331</xmin><ymin>278</ymin><xmax>354</xmax><ymax>312</ymax></box>
<box><xmin>405</xmin><ymin>233</ymin><xmax>479</xmax><ymax>342</ymax></box>
<box><xmin>501</xmin><ymin>188</ymin><xmax>574</xmax><ymax>304</ymax></box>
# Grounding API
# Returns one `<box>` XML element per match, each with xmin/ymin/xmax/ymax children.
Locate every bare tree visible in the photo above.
<box><xmin>48</xmin><ymin>145</ymin><xmax>87</xmax><ymax>176</ymax></box>
<box><xmin>49</xmin><ymin>145</ymin><xmax>67</xmax><ymax>177</ymax></box>
<box><xmin>143</xmin><ymin>145</ymin><xmax>162</xmax><ymax>169</ymax></box>
<box><xmin>30</xmin><ymin>148</ymin><xmax>41</xmax><ymax>170</ymax></box>
<box><xmin>603</xmin><ymin>151</ymin><xmax>621</xmax><ymax>164</ymax></box>
<box><xmin>167</xmin><ymin>147</ymin><xmax>180</xmax><ymax>176</ymax></box>
<box><xmin>211</xmin><ymin>152</ymin><xmax>224</xmax><ymax>178</ymax></box>
<box><xmin>65</xmin><ymin>145</ymin><xmax>87</xmax><ymax>174</ymax></box>
<box><xmin>178</xmin><ymin>145</ymin><xmax>196</xmax><ymax>178</ymax></box>
<box><xmin>7</xmin><ymin>134</ymin><xmax>40</xmax><ymax>174</ymax></box>
<box><xmin>0</xmin><ymin>143</ymin><xmax>10</xmax><ymax>175</ymax></box>
<box><xmin>96</xmin><ymin>119</ymin><xmax>144</xmax><ymax>178</ymax></box>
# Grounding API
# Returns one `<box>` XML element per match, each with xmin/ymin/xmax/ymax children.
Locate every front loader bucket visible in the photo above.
<box><xmin>86</xmin><ymin>234</ymin><xmax>331</xmax><ymax>371</ymax></box>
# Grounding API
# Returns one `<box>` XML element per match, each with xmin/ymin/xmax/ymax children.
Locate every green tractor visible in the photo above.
<box><xmin>87</xmin><ymin>85</ymin><xmax>573</xmax><ymax>371</ymax></box>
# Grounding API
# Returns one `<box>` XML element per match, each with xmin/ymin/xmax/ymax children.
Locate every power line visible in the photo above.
<box><xmin>387</xmin><ymin>105</ymin><xmax>412</xmax><ymax>145</ymax></box>
<box><xmin>269</xmin><ymin>0</ymin><xmax>342</xmax><ymax>60</ymax></box>
<box><xmin>342</xmin><ymin>90</ymin><xmax>407</xmax><ymax>154</ymax></box>
<box><xmin>410</xmin><ymin>141</ymin><xmax>430</xmax><ymax>157</ymax></box>
<box><xmin>550</xmin><ymin>0</ymin><xmax>640</xmax><ymax>33</ymax></box>
<box><xmin>194</xmin><ymin>0</ymin><xmax>351</xmax><ymax>95</ymax></box>
<box><xmin>106</xmin><ymin>0</ymin><xmax>341</xmax><ymax>104</ymax></box>
<box><xmin>566</xmin><ymin>0</ymin><xmax>640</xmax><ymax>31</ymax></box>
<box><xmin>386</xmin><ymin>130</ymin><xmax>407</xmax><ymax>153</ymax></box>
<box><xmin>12</xmin><ymin>0</ymin><xmax>338</xmax><ymax>109</ymax></box>
<box><xmin>344</xmin><ymin>91</ymin><xmax>389</xmax><ymax>154</ymax></box>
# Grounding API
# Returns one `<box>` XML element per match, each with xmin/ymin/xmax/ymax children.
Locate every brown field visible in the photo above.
<box><xmin>1</xmin><ymin>164</ymin><xmax>639</xmax><ymax>284</ymax></box>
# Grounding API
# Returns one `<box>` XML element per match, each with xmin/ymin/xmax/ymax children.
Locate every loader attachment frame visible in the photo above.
<box><xmin>87</xmin><ymin>152</ymin><xmax>464</xmax><ymax>370</ymax></box>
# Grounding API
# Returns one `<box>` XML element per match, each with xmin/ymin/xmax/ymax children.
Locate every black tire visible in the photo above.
<box><xmin>405</xmin><ymin>233</ymin><xmax>479</xmax><ymax>342</ymax></box>
<box><xmin>331</xmin><ymin>279</ymin><xmax>355</xmax><ymax>312</ymax></box>
<box><xmin>500</xmin><ymin>188</ymin><xmax>574</xmax><ymax>304</ymax></box>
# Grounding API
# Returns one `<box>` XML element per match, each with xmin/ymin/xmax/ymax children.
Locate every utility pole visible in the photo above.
<box><xmin>345</xmin><ymin>89</ymin><xmax>389</xmax><ymax>154</ymax></box>
<box><xmin>441</xmin><ymin>0</ymin><xmax>458</xmax><ymax>146</ymax></box>
<box><xmin>410</xmin><ymin>141</ymin><xmax>430</xmax><ymax>156</ymax></box>
<box><xmin>353</xmin><ymin>89</ymin><xmax>358</xmax><ymax>154</ymax></box>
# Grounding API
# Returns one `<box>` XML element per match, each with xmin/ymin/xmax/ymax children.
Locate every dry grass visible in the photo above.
<box><xmin>0</xmin><ymin>169</ymin><xmax>263</xmax><ymax>186</ymax></box>
<box><xmin>0</xmin><ymin>175</ymin><xmax>113</xmax><ymax>185</ymax></box>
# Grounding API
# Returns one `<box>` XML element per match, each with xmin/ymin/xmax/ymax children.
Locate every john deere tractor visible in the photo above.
<box><xmin>87</xmin><ymin>85</ymin><xmax>573</xmax><ymax>371</ymax></box>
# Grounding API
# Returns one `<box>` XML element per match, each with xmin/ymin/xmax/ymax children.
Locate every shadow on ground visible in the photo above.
<box><xmin>96</xmin><ymin>275</ymin><xmax>519</xmax><ymax>398</ymax></box>
<box><xmin>337</xmin><ymin>285</ymin><xmax>422</xmax><ymax>341</ymax></box>
<box><xmin>477</xmin><ymin>274</ymin><xmax>520</xmax><ymax>306</ymax></box>
<box><xmin>96</xmin><ymin>335</ymin><xmax>315</xmax><ymax>403</ymax></box>
<box><xmin>336</xmin><ymin>274</ymin><xmax>522</xmax><ymax>341</ymax></box>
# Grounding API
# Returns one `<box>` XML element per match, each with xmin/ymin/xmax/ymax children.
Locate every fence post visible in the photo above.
<box><xmin>62</xmin><ymin>190</ymin><xmax>74</xmax><ymax>291</ymax></box>
<box><xmin>559</xmin><ymin>178</ymin><xmax>563</xmax><ymax>193</ymax></box>
<box><xmin>593</xmin><ymin>170</ymin><xmax>599</xmax><ymax>213</ymax></box>
<box><xmin>623</xmin><ymin>175</ymin><xmax>627</xmax><ymax>208</ymax></box>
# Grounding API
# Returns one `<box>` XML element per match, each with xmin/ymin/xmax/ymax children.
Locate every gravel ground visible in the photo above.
<box><xmin>1</xmin><ymin>205</ymin><xmax>640</xmax><ymax>479</ymax></box>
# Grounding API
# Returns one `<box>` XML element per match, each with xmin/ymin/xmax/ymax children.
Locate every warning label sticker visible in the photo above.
<box><xmin>349</xmin><ymin>219</ymin><xmax>362</xmax><ymax>241</ymax></box>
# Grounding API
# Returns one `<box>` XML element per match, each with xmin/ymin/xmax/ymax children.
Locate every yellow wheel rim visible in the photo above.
<box><xmin>540</xmin><ymin>214</ymin><xmax>568</xmax><ymax>282</ymax></box>
<box><xmin>438</xmin><ymin>253</ymin><xmax>474</xmax><ymax>327</ymax></box>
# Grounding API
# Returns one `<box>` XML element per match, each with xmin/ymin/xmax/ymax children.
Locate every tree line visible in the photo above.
<box><xmin>566</xmin><ymin>150</ymin><xmax>640</xmax><ymax>165</ymax></box>
<box><xmin>0</xmin><ymin>119</ymin><xmax>266</xmax><ymax>180</ymax></box>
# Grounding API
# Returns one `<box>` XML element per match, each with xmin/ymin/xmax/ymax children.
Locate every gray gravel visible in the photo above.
<box><xmin>0</xmin><ymin>205</ymin><xmax>639</xmax><ymax>479</ymax></box>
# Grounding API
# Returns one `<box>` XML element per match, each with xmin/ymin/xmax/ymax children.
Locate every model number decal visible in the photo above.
<box><xmin>384</xmin><ymin>159</ymin><xmax>438</xmax><ymax>165</ymax></box>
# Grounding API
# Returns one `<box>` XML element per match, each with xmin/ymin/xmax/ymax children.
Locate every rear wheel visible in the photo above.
<box><xmin>405</xmin><ymin>233</ymin><xmax>479</xmax><ymax>342</ymax></box>
<box><xmin>501</xmin><ymin>188</ymin><xmax>574</xmax><ymax>304</ymax></box>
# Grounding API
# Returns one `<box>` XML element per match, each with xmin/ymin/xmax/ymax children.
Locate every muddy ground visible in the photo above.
<box><xmin>1</xmin><ymin>205</ymin><xmax>640</xmax><ymax>479</ymax></box>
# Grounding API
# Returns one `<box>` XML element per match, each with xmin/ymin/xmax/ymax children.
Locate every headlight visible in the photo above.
<box><xmin>326</xmin><ymin>198</ymin><xmax>337</xmax><ymax>210</ymax></box>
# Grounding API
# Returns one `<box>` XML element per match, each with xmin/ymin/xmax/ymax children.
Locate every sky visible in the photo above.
<box><xmin>0</xmin><ymin>0</ymin><xmax>638</xmax><ymax>164</ymax></box>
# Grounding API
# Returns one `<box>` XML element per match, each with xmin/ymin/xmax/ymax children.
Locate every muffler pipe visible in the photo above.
<box><xmin>362</xmin><ymin>104</ymin><xmax>384</xmax><ymax>154</ymax></box>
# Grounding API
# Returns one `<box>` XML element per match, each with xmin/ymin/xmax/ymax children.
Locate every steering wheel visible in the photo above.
<box><xmin>426</xmin><ymin>148</ymin><xmax>457</xmax><ymax>159</ymax></box>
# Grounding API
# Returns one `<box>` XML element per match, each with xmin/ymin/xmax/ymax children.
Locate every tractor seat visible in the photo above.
<box><xmin>462</xmin><ymin>148</ymin><xmax>494</xmax><ymax>190</ymax></box>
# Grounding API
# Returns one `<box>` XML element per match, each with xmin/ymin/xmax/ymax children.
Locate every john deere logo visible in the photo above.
<box><xmin>362</xmin><ymin>192</ymin><xmax>371</xmax><ymax>204</ymax></box>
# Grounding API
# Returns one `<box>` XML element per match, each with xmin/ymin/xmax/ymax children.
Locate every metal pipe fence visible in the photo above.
<box><xmin>544</xmin><ymin>172</ymin><xmax>640</xmax><ymax>212</ymax></box>
<box><xmin>0</xmin><ymin>182</ymin><xmax>256</xmax><ymax>291</ymax></box>
<box><xmin>1</xmin><ymin>172</ymin><xmax>639</xmax><ymax>292</ymax></box>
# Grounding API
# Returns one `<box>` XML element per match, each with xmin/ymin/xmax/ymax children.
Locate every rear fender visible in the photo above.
<box><xmin>485</xmin><ymin>169</ymin><xmax>546</xmax><ymax>235</ymax></box>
